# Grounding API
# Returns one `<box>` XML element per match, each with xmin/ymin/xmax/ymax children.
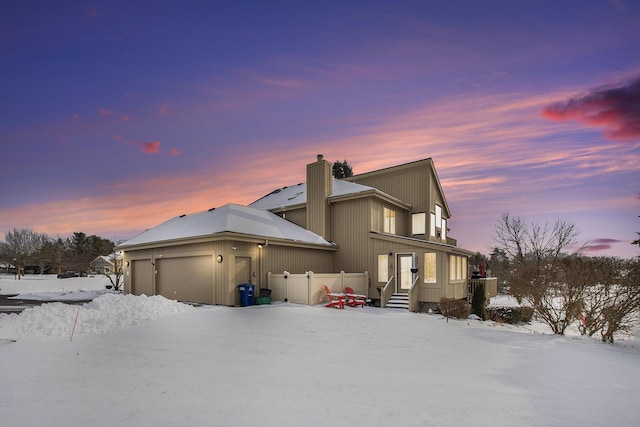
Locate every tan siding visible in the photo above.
<box><xmin>331</xmin><ymin>198</ymin><xmax>370</xmax><ymax>273</ymax></box>
<box><xmin>351</xmin><ymin>163</ymin><xmax>430</xmax><ymax>212</ymax></box>
<box><xmin>260</xmin><ymin>245</ymin><xmax>334</xmax><ymax>280</ymax></box>
<box><xmin>281</xmin><ymin>208</ymin><xmax>306</xmax><ymax>228</ymax></box>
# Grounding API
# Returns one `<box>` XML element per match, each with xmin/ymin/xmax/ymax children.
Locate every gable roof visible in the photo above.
<box><xmin>250</xmin><ymin>179</ymin><xmax>409</xmax><ymax>211</ymax></box>
<box><xmin>346</xmin><ymin>158</ymin><xmax>451</xmax><ymax>217</ymax></box>
<box><xmin>118</xmin><ymin>203</ymin><xmax>334</xmax><ymax>248</ymax></box>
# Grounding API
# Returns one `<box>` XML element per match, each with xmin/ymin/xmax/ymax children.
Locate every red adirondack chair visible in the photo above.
<box><xmin>345</xmin><ymin>286</ymin><xmax>366</xmax><ymax>308</ymax></box>
<box><xmin>323</xmin><ymin>285</ymin><xmax>345</xmax><ymax>309</ymax></box>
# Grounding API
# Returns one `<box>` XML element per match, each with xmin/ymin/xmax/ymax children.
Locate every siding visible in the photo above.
<box><xmin>331</xmin><ymin>198</ymin><xmax>371</xmax><ymax>273</ymax></box>
<box><xmin>351</xmin><ymin>163</ymin><xmax>430</xmax><ymax>212</ymax></box>
<box><xmin>280</xmin><ymin>208</ymin><xmax>306</xmax><ymax>228</ymax></box>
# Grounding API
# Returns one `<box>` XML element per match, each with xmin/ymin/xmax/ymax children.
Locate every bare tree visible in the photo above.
<box><xmin>494</xmin><ymin>213</ymin><xmax>581</xmax><ymax>334</ymax></box>
<box><xmin>102</xmin><ymin>250</ymin><xmax>124</xmax><ymax>291</ymax></box>
<box><xmin>579</xmin><ymin>257</ymin><xmax>640</xmax><ymax>343</ymax></box>
<box><xmin>3</xmin><ymin>228</ymin><xmax>49</xmax><ymax>277</ymax></box>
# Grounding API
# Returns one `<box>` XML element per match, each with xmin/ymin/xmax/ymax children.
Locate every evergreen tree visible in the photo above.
<box><xmin>471</xmin><ymin>282</ymin><xmax>487</xmax><ymax>320</ymax></box>
<box><xmin>332</xmin><ymin>160</ymin><xmax>353</xmax><ymax>179</ymax></box>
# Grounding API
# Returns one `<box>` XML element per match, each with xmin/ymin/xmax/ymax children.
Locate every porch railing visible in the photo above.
<box><xmin>408</xmin><ymin>275</ymin><xmax>420</xmax><ymax>312</ymax></box>
<box><xmin>380</xmin><ymin>276</ymin><xmax>394</xmax><ymax>308</ymax></box>
<box><xmin>468</xmin><ymin>277</ymin><xmax>498</xmax><ymax>302</ymax></box>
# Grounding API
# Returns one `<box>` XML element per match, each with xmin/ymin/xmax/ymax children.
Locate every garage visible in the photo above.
<box><xmin>156</xmin><ymin>256</ymin><xmax>213</xmax><ymax>304</ymax></box>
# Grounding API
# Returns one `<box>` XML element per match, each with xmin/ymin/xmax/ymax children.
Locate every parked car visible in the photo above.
<box><xmin>57</xmin><ymin>271</ymin><xmax>79</xmax><ymax>279</ymax></box>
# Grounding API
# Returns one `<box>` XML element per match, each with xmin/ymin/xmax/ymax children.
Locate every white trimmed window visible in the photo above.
<box><xmin>430</xmin><ymin>213</ymin><xmax>436</xmax><ymax>237</ymax></box>
<box><xmin>441</xmin><ymin>218</ymin><xmax>447</xmax><ymax>241</ymax></box>
<box><xmin>412</xmin><ymin>213</ymin><xmax>426</xmax><ymax>235</ymax></box>
<box><xmin>378</xmin><ymin>254</ymin><xmax>389</xmax><ymax>283</ymax></box>
<box><xmin>449</xmin><ymin>255</ymin><xmax>468</xmax><ymax>281</ymax></box>
<box><xmin>424</xmin><ymin>253</ymin><xmax>436</xmax><ymax>283</ymax></box>
<box><xmin>384</xmin><ymin>207</ymin><xmax>396</xmax><ymax>234</ymax></box>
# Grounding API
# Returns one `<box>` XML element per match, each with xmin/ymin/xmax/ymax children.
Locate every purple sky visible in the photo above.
<box><xmin>1</xmin><ymin>0</ymin><xmax>639</xmax><ymax>258</ymax></box>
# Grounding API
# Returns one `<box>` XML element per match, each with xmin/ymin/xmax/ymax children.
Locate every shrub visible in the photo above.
<box><xmin>439</xmin><ymin>298</ymin><xmax>471</xmax><ymax>319</ymax></box>
<box><xmin>486</xmin><ymin>306</ymin><xmax>533</xmax><ymax>324</ymax></box>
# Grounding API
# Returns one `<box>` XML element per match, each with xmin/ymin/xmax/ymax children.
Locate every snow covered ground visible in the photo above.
<box><xmin>1</xmin><ymin>275</ymin><xmax>639</xmax><ymax>426</ymax></box>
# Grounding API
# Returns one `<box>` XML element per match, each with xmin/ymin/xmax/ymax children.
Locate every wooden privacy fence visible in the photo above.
<box><xmin>267</xmin><ymin>271</ymin><xmax>369</xmax><ymax>306</ymax></box>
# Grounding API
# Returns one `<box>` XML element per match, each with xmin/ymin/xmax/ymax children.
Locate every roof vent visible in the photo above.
<box><xmin>179</xmin><ymin>214</ymin><xmax>186</xmax><ymax>218</ymax></box>
<box><xmin>208</xmin><ymin>207</ymin><xmax>216</xmax><ymax>211</ymax></box>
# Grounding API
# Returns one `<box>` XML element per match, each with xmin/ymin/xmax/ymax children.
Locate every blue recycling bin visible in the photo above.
<box><xmin>237</xmin><ymin>283</ymin><xmax>255</xmax><ymax>306</ymax></box>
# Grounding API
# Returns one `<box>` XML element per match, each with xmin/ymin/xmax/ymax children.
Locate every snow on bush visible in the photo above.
<box><xmin>0</xmin><ymin>293</ymin><xmax>196</xmax><ymax>340</ymax></box>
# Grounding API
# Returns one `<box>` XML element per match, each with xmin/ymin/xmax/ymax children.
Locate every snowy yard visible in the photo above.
<box><xmin>1</xmin><ymin>275</ymin><xmax>639</xmax><ymax>426</ymax></box>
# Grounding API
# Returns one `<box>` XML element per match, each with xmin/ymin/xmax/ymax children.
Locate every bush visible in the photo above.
<box><xmin>439</xmin><ymin>298</ymin><xmax>471</xmax><ymax>319</ymax></box>
<box><xmin>486</xmin><ymin>306</ymin><xmax>533</xmax><ymax>324</ymax></box>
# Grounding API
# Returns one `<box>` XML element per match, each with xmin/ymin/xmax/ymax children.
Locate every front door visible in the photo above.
<box><xmin>397</xmin><ymin>254</ymin><xmax>414</xmax><ymax>293</ymax></box>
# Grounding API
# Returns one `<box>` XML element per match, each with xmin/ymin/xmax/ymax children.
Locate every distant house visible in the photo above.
<box><xmin>90</xmin><ymin>254</ymin><xmax>120</xmax><ymax>274</ymax></box>
<box><xmin>119</xmin><ymin>155</ymin><xmax>480</xmax><ymax>309</ymax></box>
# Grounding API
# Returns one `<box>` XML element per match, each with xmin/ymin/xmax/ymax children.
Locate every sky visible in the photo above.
<box><xmin>1</xmin><ymin>0</ymin><xmax>639</xmax><ymax>258</ymax></box>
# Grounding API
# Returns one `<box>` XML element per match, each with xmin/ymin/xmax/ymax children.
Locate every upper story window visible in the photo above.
<box><xmin>412</xmin><ymin>212</ymin><xmax>426</xmax><ymax>235</ymax></box>
<box><xmin>432</xmin><ymin>204</ymin><xmax>447</xmax><ymax>241</ymax></box>
<box><xmin>384</xmin><ymin>207</ymin><xmax>396</xmax><ymax>234</ymax></box>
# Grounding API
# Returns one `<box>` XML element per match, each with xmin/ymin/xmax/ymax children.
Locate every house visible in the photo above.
<box><xmin>119</xmin><ymin>155</ymin><xmax>477</xmax><ymax>309</ymax></box>
<box><xmin>90</xmin><ymin>255</ymin><xmax>117</xmax><ymax>274</ymax></box>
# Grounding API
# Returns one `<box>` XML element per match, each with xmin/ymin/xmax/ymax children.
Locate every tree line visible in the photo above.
<box><xmin>0</xmin><ymin>228</ymin><xmax>116</xmax><ymax>276</ymax></box>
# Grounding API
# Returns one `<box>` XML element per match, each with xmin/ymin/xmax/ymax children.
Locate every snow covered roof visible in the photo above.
<box><xmin>250</xmin><ymin>179</ymin><xmax>378</xmax><ymax>210</ymax></box>
<box><xmin>119</xmin><ymin>203</ymin><xmax>333</xmax><ymax>248</ymax></box>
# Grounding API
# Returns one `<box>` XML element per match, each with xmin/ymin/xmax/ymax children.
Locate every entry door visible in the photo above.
<box><xmin>234</xmin><ymin>256</ymin><xmax>252</xmax><ymax>286</ymax></box>
<box><xmin>397</xmin><ymin>254</ymin><xmax>414</xmax><ymax>293</ymax></box>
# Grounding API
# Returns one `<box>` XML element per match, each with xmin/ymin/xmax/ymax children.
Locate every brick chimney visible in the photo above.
<box><xmin>306</xmin><ymin>154</ymin><xmax>332</xmax><ymax>240</ymax></box>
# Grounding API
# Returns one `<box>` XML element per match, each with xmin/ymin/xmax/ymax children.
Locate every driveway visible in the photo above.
<box><xmin>0</xmin><ymin>294</ymin><xmax>94</xmax><ymax>314</ymax></box>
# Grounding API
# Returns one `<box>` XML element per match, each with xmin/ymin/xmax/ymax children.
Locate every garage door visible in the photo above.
<box><xmin>131</xmin><ymin>259</ymin><xmax>153</xmax><ymax>296</ymax></box>
<box><xmin>156</xmin><ymin>256</ymin><xmax>213</xmax><ymax>304</ymax></box>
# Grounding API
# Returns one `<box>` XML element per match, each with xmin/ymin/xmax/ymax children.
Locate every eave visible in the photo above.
<box><xmin>118</xmin><ymin>231</ymin><xmax>338</xmax><ymax>252</ymax></box>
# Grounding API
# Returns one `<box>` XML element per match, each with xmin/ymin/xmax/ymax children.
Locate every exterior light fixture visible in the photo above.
<box><xmin>217</xmin><ymin>255</ymin><xmax>223</xmax><ymax>263</ymax></box>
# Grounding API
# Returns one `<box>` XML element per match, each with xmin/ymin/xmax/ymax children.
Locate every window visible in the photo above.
<box><xmin>384</xmin><ymin>207</ymin><xmax>396</xmax><ymax>234</ymax></box>
<box><xmin>424</xmin><ymin>253</ymin><xmax>436</xmax><ymax>283</ymax></box>
<box><xmin>441</xmin><ymin>218</ymin><xmax>447</xmax><ymax>241</ymax></box>
<box><xmin>435</xmin><ymin>205</ymin><xmax>442</xmax><ymax>228</ymax></box>
<box><xmin>412</xmin><ymin>213</ymin><xmax>426</xmax><ymax>235</ymax></box>
<box><xmin>449</xmin><ymin>255</ymin><xmax>468</xmax><ymax>281</ymax></box>
<box><xmin>378</xmin><ymin>254</ymin><xmax>388</xmax><ymax>283</ymax></box>
<box><xmin>430</xmin><ymin>213</ymin><xmax>436</xmax><ymax>237</ymax></box>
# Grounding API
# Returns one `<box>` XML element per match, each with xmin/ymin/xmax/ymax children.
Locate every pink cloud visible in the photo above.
<box><xmin>140</xmin><ymin>141</ymin><xmax>161</xmax><ymax>154</ymax></box>
<box><xmin>170</xmin><ymin>148</ymin><xmax>182</xmax><ymax>156</ymax></box>
<box><xmin>72</xmin><ymin>113</ymin><xmax>80</xmax><ymax>120</ymax></box>
<box><xmin>542</xmin><ymin>76</ymin><xmax>640</xmax><ymax>141</ymax></box>
<box><xmin>583</xmin><ymin>238</ymin><xmax>625</xmax><ymax>252</ymax></box>
<box><xmin>99</xmin><ymin>108</ymin><xmax>114</xmax><ymax>117</ymax></box>
<box><xmin>159</xmin><ymin>104</ymin><xmax>168</xmax><ymax>115</ymax></box>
